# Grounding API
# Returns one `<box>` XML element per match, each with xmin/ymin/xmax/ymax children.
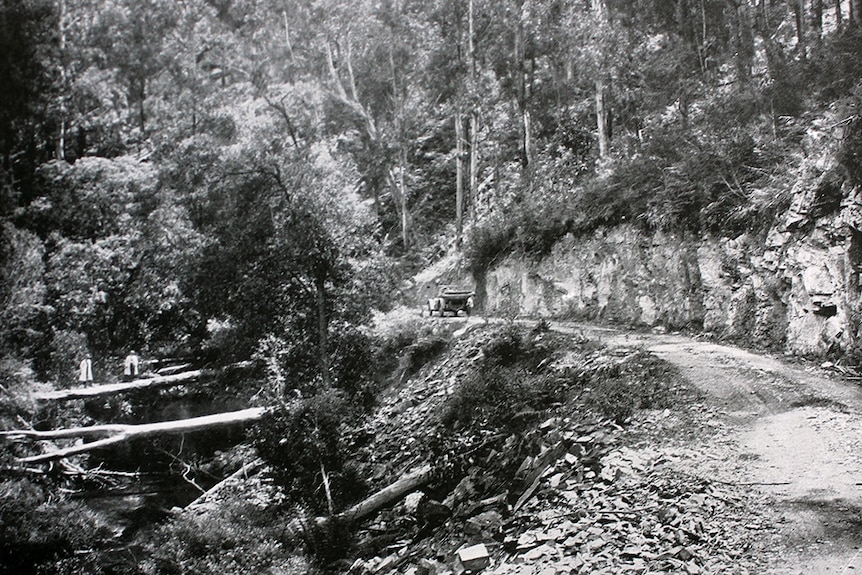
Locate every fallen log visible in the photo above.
<box><xmin>337</xmin><ymin>464</ymin><xmax>433</xmax><ymax>523</ymax></box>
<box><xmin>186</xmin><ymin>458</ymin><xmax>265</xmax><ymax>512</ymax></box>
<box><xmin>34</xmin><ymin>370</ymin><xmax>203</xmax><ymax>401</ymax></box>
<box><xmin>284</xmin><ymin>463</ymin><xmax>434</xmax><ymax>543</ymax></box>
<box><xmin>2</xmin><ymin>407</ymin><xmax>267</xmax><ymax>464</ymax></box>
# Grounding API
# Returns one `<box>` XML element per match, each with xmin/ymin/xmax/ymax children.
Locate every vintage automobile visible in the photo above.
<box><xmin>426</xmin><ymin>286</ymin><xmax>474</xmax><ymax>317</ymax></box>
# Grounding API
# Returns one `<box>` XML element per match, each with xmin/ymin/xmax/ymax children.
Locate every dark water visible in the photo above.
<box><xmin>73</xmin><ymin>385</ymin><xmax>256</xmax><ymax>536</ymax></box>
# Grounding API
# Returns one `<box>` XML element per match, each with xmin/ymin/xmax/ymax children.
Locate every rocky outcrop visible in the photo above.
<box><xmin>480</xmin><ymin>190</ymin><xmax>862</xmax><ymax>356</ymax></box>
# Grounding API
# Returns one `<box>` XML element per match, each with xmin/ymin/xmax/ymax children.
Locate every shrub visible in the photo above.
<box><xmin>837</xmin><ymin>85</ymin><xmax>862</xmax><ymax>188</ymax></box>
<box><xmin>580</xmin><ymin>350</ymin><xmax>684</xmax><ymax>423</ymax></box>
<box><xmin>400</xmin><ymin>335</ymin><xmax>449</xmax><ymax>379</ymax></box>
<box><xmin>463</xmin><ymin>216</ymin><xmax>516</xmax><ymax>275</ymax></box>
<box><xmin>0</xmin><ymin>479</ymin><xmax>114</xmax><ymax>575</ymax></box>
<box><xmin>481</xmin><ymin>323</ymin><xmax>526</xmax><ymax>367</ymax></box>
<box><xmin>480</xmin><ymin>322</ymin><xmax>555</xmax><ymax>369</ymax></box>
<box><xmin>251</xmin><ymin>390</ymin><xmax>367</xmax><ymax>514</ymax></box>
<box><xmin>371</xmin><ymin>306</ymin><xmax>435</xmax><ymax>358</ymax></box>
<box><xmin>371</xmin><ymin>307</ymin><xmax>453</xmax><ymax>382</ymax></box>
<box><xmin>143</xmin><ymin>499</ymin><xmax>308</xmax><ymax>575</ymax></box>
<box><xmin>439</xmin><ymin>366</ymin><xmax>566</xmax><ymax>433</ymax></box>
<box><xmin>0</xmin><ymin>358</ymin><xmax>40</xmax><ymax>433</ymax></box>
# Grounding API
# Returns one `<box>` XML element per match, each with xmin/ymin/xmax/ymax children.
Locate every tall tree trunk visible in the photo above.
<box><xmin>592</xmin><ymin>0</ymin><xmax>609</xmax><ymax>159</ymax></box>
<box><xmin>515</xmin><ymin>1</ymin><xmax>529</xmax><ymax>170</ymax></box>
<box><xmin>467</xmin><ymin>0</ymin><xmax>479</xmax><ymax>218</ymax></box>
<box><xmin>389</xmin><ymin>46</ymin><xmax>410</xmax><ymax>249</ymax></box>
<box><xmin>791</xmin><ymin>0</ymin><xmax>807</xmax><ymax>56</ymax></box>
<box><xmin>835</xmin><ymin>0</ymin><xmax>842</xmax><ymax>25</ymax></box>
<box><xmin>456</xmin><ymin>110</ymin><xmax>465</xmax><ymax>245</ymax></box>
<box><xmin>853</xmin><ymin>0</ymin><xmax>862</xmax><ymax>25</ymax></box>
<box><xmin>56</xmin><ymin>0</ymin><xmax>66</xmax><ymax>161</ymax></box>
<box><xmin>398</xmin><ymin>149</ymin><xmax>408</xmax><ymax>248</ymax></box>
<box><xmin>138</xmin><ymin>77</ymin><xmax>146</xmax><ymax>134</ymax></box>
<box><xmin>595</xmin><ymin>79</ymin><xmax>608</xmax><ymax>158</ymax></box>
<box><xmin>468</xmin><ymin>0</ymin><xmax>475</xmax><ymax>78</ymax></box>
<box><xmin>315</xmin><ymin>274</ymin><xmax>330</xmax><ymax>387</ymax></box>
<box><xmin>469</xmin><ymin>111</ymin><xmax>479</xmax><ymax>220</ymax></box>
<box><xmin>811</xmin><ymin>0</ymin><xmax>823</xmax><ymax>40</ymax></box>
<box><xmin>729</xmin><ymin>0</ymin><xmax>755</xmax><ymax>82</ymax></box>
<box><xmin>698</xmin><ymin>0</ymin><xmax>709</xmax><ymax>73</ymax></box>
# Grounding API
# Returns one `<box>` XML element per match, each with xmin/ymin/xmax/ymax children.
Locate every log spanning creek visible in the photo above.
<box><xmin>5</xmin><ymin>366</ymin><xmax>262</xmax><ymax>536</ymax></box>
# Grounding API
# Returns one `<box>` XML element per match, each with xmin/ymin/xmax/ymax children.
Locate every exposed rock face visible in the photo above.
<box><xmin>481</xmin><ymin>195</ymin><xmax>862</xmax><ymax>356</ymax></box>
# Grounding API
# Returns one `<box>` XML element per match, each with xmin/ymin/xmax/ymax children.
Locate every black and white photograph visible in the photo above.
<box><xmin>1</xmin><ymin>0</ymin><xmax>862</xmax><ymax>573</ymax></box>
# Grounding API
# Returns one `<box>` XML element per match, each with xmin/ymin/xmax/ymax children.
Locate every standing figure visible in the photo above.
<box><xmin>124</xmin><ymin>350</ymin><xmax>139</xmax><ymax>381</ymax></box>
<box><xmin>78</xmin><ymin>353</ymin><xmax>93</xmax><ymax>383</ymax></box>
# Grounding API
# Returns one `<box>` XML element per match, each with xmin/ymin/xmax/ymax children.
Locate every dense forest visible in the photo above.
<box><xmin>1</xmin><ymin>0</ymin><xmax>862</xmax><ymax>572</ymax></box>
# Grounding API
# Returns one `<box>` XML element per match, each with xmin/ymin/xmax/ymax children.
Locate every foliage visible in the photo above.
<box><xmin>462</xmin><ymin>215</ymin><xmax>516</xmax><ymax>274</ymax></box>
<box><xmin>251</xmin><ymin>390</ymin><xmax>368</xmax><ymax>514</ymax></box>
<box><xmin>399</xmin><ymin>335</ymin><xmax>449</xmax><ymax>381</ymax></box>
<box><xmin>371</xmin><ymin>306</ymin><xmax>437</xmax><ymax>355</ymax></box>
<box><xmin>0</xmin><ymin>479</ymin><xmax>114</xmax><ymax>575</ymax></box>
<box><xmin>837</xmin><ymin>84</ymin><xmax>862</xmax><ymax>189</ymax></box>
<box><xmin>440</xmin><ymin>365</ymin><xmax>565</xmax><ymax>433</ymax></box>
<box><xmin>0</xmin><ymin>358</ymin><xmax>41</xmax><ymax>436</ymax></box>
<box><xmin>253</xmin><ymin>320</ymin><xmax>376</xmax><ymax>402</ymax></box>
<box><xmin>579</xmin><ymin>350</ymin><xmax>686</xmax><ymax>424</ymax></box>
<box><xmin>441</xmin><ymin>327</ymin><xmax>686</xmax><ymax>432</ymax></box>
<box><xmin>142</xmin><ymin>499</ymin><xmax>309</xmax><ymax>575</ymax></box>
<box><xmin>440</xmin><ymin>325</ymin><xmax>566</xmax><ymax>431</ymax></box>
<box><xmin>0</xmin><ymin>223</ymin><xmax>50</xmax><ymax>359</ymax></box>
<box><xmin>371</xmin><ymin>306</ymin><xmax>452</xmax><ymax>380</ymax></box>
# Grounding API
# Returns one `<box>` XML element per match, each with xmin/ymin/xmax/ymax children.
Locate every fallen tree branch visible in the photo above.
<box><xmin>287</xmin><ymin>464</ymin><xmax>435</xmax><ymax>541</ymax></box>
<box><xmin>186</xmin><ymin>458</ymin><xmax>265</xmax><ymax>511</ymax></box>
<box><xmin>2</xmin><ymin>407</ymin><xmax>267</xmax><ymax>464</ymax></box>
<box><xmin>336</xmin><ymin>464</ymin><xmax>433</xmax><ymax>524</ymax></box>
<box><xmin>34</xmin><ymin>370</ymin><xmax>203</xmax><ymax>401</ymax></box>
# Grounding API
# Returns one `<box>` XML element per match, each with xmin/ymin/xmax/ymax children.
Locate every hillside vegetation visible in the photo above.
<box><xmin>2</xmin><ymin>0</ymin><xmax>861</xmax><ymax>383</ymax></box>
<box><xmin>1</xmin><ymin>0</ymin><xmax>862</xmax><ymax>573</ymax></box>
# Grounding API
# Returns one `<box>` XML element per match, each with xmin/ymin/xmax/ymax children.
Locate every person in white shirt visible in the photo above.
<box><xmin>78</xmin><ymin>353</ymin><xmax>93</xmax><ymax>383</ymax></box>
<box><xmin>124</xmin><ymin>350</ymin><xmax>139</xmax><ymax>381</ymax></box>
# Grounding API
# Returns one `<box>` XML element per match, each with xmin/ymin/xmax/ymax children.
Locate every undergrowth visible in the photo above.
<box><xmin>429</xmin><ymin>324</ymin><xmax>689</xmax><ymax>513</ymax></box>
<box><xmin>440</xmin><ymin>324</ymin><xmax>684</xmax><ymax>435</ymax></box>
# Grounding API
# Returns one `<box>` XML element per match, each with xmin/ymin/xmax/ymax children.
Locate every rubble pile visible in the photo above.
<box><xmin>342</xmin><ymin>324</ymin><xmax>763</xmax><ymax>575</ymax></box>
<box><xmin>348</xmin><ymin>420</ymin><xmax>760</xmax><ymax>575</ymax></box>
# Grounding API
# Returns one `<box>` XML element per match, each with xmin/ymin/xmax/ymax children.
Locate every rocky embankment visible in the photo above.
<box><xmin>482</xmin><ymin>218</ymin><xmax>859</xmax><ymax>356</ymax></box>
<box><xmin>338</xmin><ymin>322</ymin><xmax>770</xmax><ymax>575</ymax></box>
<box><xmin>414</xmin><ymin>122</ymin><xmax>862</xmax><ymax>359</ymax></box>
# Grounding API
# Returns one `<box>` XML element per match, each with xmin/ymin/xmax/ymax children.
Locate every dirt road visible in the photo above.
<box><xmin>555</xmin><ymin>322</ymin><xmax>862</xmax><ymax>574</ymax></box>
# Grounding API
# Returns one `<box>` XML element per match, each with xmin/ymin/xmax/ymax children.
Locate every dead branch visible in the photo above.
<box><xmin>336</xmin><ymin>464</ymin><xmax>433</xmax><ymax>524</ymax></box>
<box><xmin>186</xmin><ymin>458</ymin><xmax>265</xmax><ymax>511</ymax></box>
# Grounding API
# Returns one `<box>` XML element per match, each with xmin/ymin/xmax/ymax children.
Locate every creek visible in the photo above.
<box><xmin>60</xmin><ymin>368</ymin><xmax>258</xmax><ymax>538</ymax></box>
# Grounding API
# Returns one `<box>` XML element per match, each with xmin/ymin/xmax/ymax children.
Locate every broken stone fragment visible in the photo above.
<box><xmin>405</xmin><ymin>491</ymin><xmax>425</xmax><ymax>514</ymax></box>
<box><xmin>418</xmin><ymin>499</ymin><xmax>452</xmax><ymax>529</ymax></box>
<box><xmin>456</xmin><ymin>543</ymin><xmax>490</xmax><ymax>572</ymax></box>
<box><xmin>444</xmin><ymin>476</ymin><xmax>478</xmax><ymax>508</ymax></box>
<box><xmin>416</xmin><ymin>558</ymin><xmax>451</xmax><ymax>575</ymax></box>
<box><xmin>515</xmin><ymin>531</ymin><xmax>538</xmax><ymax>549</ymax></box>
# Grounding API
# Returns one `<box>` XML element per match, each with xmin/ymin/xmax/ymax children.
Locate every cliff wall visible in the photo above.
<box><xmin>481</xmin><ymin>195</ymin><xmax>862</xmax><ymax>356</ymax></box>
